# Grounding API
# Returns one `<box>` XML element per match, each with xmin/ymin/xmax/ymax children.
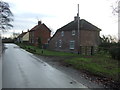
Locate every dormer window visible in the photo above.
<box><xmin>72</xmin><ymin>30</ymin><xmax>75</xmax><ymax>36</ymax></box>
<box><xmin>61</xmin><ymin>31</ymin><xmax>64</xmax><ymax>36</ymax></box>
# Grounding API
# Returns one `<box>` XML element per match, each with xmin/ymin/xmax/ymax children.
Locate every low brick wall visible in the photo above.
<box><xmin>80</xmin><ymin>46</ymin><xmax>98</xmax><ymax>55</ymax></box>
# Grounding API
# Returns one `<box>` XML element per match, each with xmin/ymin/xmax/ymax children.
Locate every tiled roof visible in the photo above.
<box><xmin>29</xmin><ymin>23</ymin><xmax>51</xmax><ymax>32</ymax></box>
<box><xmin>57</xmin><ymin>19</ymin><xmax>101</xmax><ymax>31</ymax></box>
<box><xmin>18</xmin><ymin>32</ymin><xmax>27</xmax><ymax>38</ymax></box>
<box><xmin>30</xmin><ymin>25</ymin><xmax>38</xmax><ymax>31</ymax></box>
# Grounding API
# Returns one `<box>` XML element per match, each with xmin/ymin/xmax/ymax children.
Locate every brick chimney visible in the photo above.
<box><xmin>38</xmin><ymin>21</ymin><xmax>42</xmax><ymax>25</ymax></box>
<box><xmin>74</xmin><ymin>16</ymin><xmax>80</xmax><ymax>21</ymax></box>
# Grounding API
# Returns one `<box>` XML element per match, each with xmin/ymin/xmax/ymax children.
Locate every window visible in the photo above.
<box><xmin>47</xmin><ymin>38</ymin><xmax>50</xmax><ymax>43</ymax></box>
<box><xmin>72</xmin><ymin>30</ymin><xmax>75</xmax><ymax>36</ymax></box>
<box><xmin>59</xmin><ymin>40</ymin><xmax>62</xmax><ymax>47</ymax></box>
<box><xmin>32</xmin><ymin>32</ymin><xmax>34</xmax><ymax>37</ymax></box>
<box><xmin>61</xmin><ymin>31</ymin><xmax>64</xmax><ymax>36</ymax></box>
<box><xmin>69</xmin><ymin>40</ymin><xmax>75</xmax><ymax>49</ymax></box>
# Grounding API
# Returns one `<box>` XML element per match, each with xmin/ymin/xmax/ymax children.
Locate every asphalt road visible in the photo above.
<box><xmin>0</xmin><ymin>39</ymin><xmax>2</xmax><ymax>89</ymax></box>
<box><xmin>2</xmin><ymin>43</ymin><xmax>88</xmax><ymax>88</ymax></box>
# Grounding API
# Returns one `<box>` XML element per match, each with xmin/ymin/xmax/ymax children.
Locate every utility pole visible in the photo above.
<box><xmin>77</xmin><ymin>4</ymin><xmax>80</xmax><ymax>54</ymax></box>
<box><xmin>118</xmin><ymin>1</ymin><xmax>120</xmax><ymax>42</ymax></box>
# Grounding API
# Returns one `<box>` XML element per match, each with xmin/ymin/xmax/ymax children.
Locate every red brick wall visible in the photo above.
<box><xmin>48</xmin><ymin>29</ymin><xmax>100</xmax><ymax>54</ymax></box>
<box><xmin>29</xmin><ymin>24</ymin><xmax>51</xmax><ymax>46</ymax></box>
<box><xmin>80</xmin><ymin>30</ymin><xmax>100</xmax><ymax>46</ymax></box>
<box><xmin>48</xmin><ymin>30</ymin><xmax>79</xmax><ymax>52</ymax></box>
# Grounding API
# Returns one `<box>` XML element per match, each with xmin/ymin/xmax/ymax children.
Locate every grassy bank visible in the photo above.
<box><xmin>64</xmin><ymin>54</ymin><xmax>120</xmax><ymax>82</ymax></box>
<box><xmin>16</xmin><ymin>43</ymin><xmax>120</xmax><ymax>82</ymax></box>
<box><xmin>17</xmin><ymin>43</ymin><xmax>77</xmax><ymax>56</ymax></box>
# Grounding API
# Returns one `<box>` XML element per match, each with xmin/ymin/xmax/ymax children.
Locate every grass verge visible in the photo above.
<box><xmin>16</xmin><ymin>43</ymin><xmax>120</xmax><ymax>82</ymax></box>
<box><xmin>64</xmin><ymin>54</ymin><xmax>120</xmax><ymax>82</ymax></box>
<box><xmin>16</xmin><ymin>43</ymin><xmax>77</xmax><ymax>56</ymax></box>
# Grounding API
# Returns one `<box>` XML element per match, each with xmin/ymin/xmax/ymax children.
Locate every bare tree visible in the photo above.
<box><xmin>13</xmin><ymin>32</ymin><xmax>20</xmax><ymax>38</ymax></box>
<box><xmin>111</xmin><ymin>0</ymin><xmax>120</xmax><ymax>15</ymax></box>
<box><xmin>0</xmin><ymin>1</ymin><xmax>13</xmax><ymax>31</ymax></box>
<box><xmin>111</xmin><ymin>0</ymin><xmax>120</xmax><ymax>41</ymax></box>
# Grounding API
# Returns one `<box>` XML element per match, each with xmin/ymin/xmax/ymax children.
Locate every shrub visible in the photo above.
<box><xmin>109</xmin><ymin>46</ymin><xmax>120</xmax><ymax>60</ymax></box>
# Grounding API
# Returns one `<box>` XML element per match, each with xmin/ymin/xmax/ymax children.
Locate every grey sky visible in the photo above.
<box><xmin>2</xmin><ymin>0</ymin><xmax>118</xmax><ymax>38</ymax></box>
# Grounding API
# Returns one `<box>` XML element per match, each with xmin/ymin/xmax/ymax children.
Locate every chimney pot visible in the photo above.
<box><xmin>38</xmin><ymin>21</ymin><xmax>41</xmax><ymax>25</ymax></box>
<box><xmin>74</xmin><ymin>16</ymin><xmax>80</xmax><ymax>21</ymax></box>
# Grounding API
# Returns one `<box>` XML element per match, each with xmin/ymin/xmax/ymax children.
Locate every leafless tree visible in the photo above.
<box><xmin>111</xmin><ymin>0</ymin><xmax>120</xmax><ymax>41</ymax></box>
<box><xmin>13</xmin><ymin>32</ymin><xmax>20</xmax><ymax>38</ymax></box>
<box><xmin>0</xmin><ymin>1</ymin><xmax>13</xmax><ymax>31</ymax></box>
<box><xmin>111</xmin><ymin>0</ymin><xmax>120</xmax><ymax>15</ymax></box>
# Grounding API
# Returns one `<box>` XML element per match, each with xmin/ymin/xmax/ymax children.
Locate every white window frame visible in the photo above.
<box><xmin>72</xmin><ymin>30</ymin><xmax>75</xmax><ymax>36</ymax></box>
<box><xmin>61</xmin><ymin>31</ymin><xmax>64</xmax><ymax>37</ymax></box>
<box><xmin>59</xmin><ymin>40</ymin><xmax>62</xmax><ymax>47</ymax></box>
<box><xmin>69</xmin><ymin>40</ymin><xmax>75</xmax><ymax>49</ymax></box>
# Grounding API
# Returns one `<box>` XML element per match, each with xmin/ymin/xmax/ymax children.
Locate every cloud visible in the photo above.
<box><xmin>2</xmin><ymin>0</ymin><xmax>118</xmax><ymax>38</ymax></box>
<box><xmin>14</xmin><ymin>12</ymin><xmax>55</xmax><ymax>19</ymax></box>
<box><xmin>10</xmin><ymin>11</ymin><xmax>56</xmax><ymax>32</ymax></box>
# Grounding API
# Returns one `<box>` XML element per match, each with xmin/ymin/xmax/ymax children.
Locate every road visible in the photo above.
<box><xmin>0</xmin><ymin>38</ymin><xmax>2</xmax><ymax>89</ymax></box>
<box><xmin>2</xmin><ymin>44</ymin><xmax>88</xmax><ymax>88</ymax></box>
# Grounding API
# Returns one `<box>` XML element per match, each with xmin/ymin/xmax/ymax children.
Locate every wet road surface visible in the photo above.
<box><xmin>2</xmin><ymin>44</ymin><xmax>88</xmax><ymax>88</ymax></box>
<box><xmin>0</xmin><ymin>39</ymin><xmax>2</xmax><ymax>89</ymax></box>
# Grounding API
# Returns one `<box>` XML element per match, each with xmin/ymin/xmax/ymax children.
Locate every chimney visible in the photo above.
<box><xmin>74</xmin><ymin>16</ymin><xmax>78</xmax><ymax>21</ymax></box>
<box><xmin>74</xmin><ymin>15</ymin><xmax>80</xmax><ymax>21</ymax></box>
<box><xmin>38</xmin><ymin>21</ymin><xmax>42</xmax><ymax>25</ymax></box>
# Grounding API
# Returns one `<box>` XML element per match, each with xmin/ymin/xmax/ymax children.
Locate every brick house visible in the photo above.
<box><xmin>17</xmin><ymin>31</ymin><xmax>27</xmax><ymax>43</ymax></box>
<box><xmin>29</xmin><ymin>21</ymin><xmax>51</xmax><ymax>48</ymax></box>
<box><xmin>48</xmin><ymin>16</ymin><xmax>101</xmax><ymax>55</ymax></box>
<box><xmin>22</xmin><ymin>30</ymin><xmax>30</xmax><ymax>43</ymax></box>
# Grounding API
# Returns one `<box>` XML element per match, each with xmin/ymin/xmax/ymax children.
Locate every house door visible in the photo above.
<box><xmin>91</xmin><ymin>46</ymin><xmax>94</xmax><ymax>55</ymax></box>
<box><xmin>79</xmin><ymin>46</ymin><xmax>82</xmax><ymax>54</ymax></box>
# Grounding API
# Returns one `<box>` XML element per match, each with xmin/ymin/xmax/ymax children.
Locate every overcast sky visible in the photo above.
<box><xmin>2</xmin><ymin>0</ymin><xmax>118</xmax><ymax>38</ymax></box>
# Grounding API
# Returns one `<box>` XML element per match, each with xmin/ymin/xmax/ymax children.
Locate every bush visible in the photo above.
<box><xmin>109</xmin><ymin>46</ymin><xmax>120</xmax><ymax>60</ymax></box>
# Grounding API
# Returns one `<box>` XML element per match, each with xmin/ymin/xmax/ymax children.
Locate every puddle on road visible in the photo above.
<box><xmin>13</xmin><ymin>46</ymin><xmax>20</xmax><ymax>48</ymax></box>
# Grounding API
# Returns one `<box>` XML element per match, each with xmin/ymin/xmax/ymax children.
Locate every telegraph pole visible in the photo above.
<box><xmin>118</xmin><ymin>1</ymin><xmax>120</xmax><ymax>42</ymax></box>
<box><xmin>77</xmin><ymin>4</ymin><xmax>80</xmax><ymax>54</ymax></box>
